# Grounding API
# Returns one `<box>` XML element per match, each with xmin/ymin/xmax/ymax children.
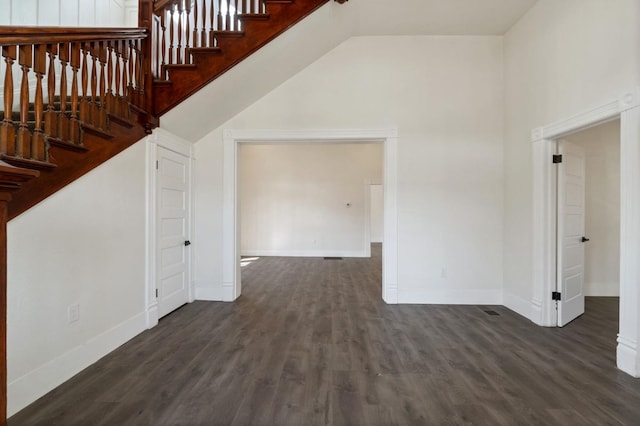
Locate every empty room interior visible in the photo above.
<box><xmin>3</xmin><ymin>0</ymin><xmax>640</xmax><ymax>424</ymax></box>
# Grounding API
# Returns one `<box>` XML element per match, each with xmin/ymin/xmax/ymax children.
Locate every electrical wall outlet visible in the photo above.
<box><xmin>68</xmin><ymin>304</ymin><xmax>80</xmax><ymax>324</ymax></box>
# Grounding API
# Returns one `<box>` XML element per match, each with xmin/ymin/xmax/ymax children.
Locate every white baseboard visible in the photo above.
<box><xmin>585</xmin><ymin>282</ymin><xmax>620</xmax><ymax>297</ymax></box>
<box><xmin>503</xmin><ymin>292</ymin><xmax>536</xmax><ymax>323</ymax></box>
<box><xmin>617</xmin><ymin>336</ymin><xmax>640</xmax><ymax>378</ymax></box>
<box><xmin>8</xmin><ymin>312</ymin><xmax>147</xmax><ymax>417</ymax></box>
<box><xmin>195</xmin><ymin>285</ymin><xmax>236</xmax><ymax>302</ymax></box>
<box><xmin>241</xmin><ymin>249</ymin><xmax>369</xmax><ymax>258</ymax></box>
<box><xmin>383</xmin><ymin>287</ymin><xmax>398</xmax><ymax>304</ymax></box>
<box><xmin>396</xmin><ymin>289</ymin><xmax>502</xmax><ymax>305</ymax></box>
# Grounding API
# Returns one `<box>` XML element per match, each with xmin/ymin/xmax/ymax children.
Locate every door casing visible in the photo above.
<box><xmin>531</xmin><ymin>86</ymin><xmax>640</xmax><ymax>377</ymax></box>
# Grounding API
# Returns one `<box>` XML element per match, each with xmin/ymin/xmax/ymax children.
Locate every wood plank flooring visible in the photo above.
<box><xmin>9</xmin><ymin>244</ymin><xmax>640</xmax><ymax>425</ymax></box>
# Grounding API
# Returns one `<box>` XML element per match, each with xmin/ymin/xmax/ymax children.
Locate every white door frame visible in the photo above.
<box><xmin>363</xmin><ymin>180</ymin><xmax>383</xmax><ymax>257</ymax></box>
<box><xmin>146</xmin><ymin>129</ymin><xmax>195</xmax><ymax>329</ymax></box>
<box><xmin>222</xmin><ymin>128</ymin><xmax>399</xmax><ymax>304</ymax></box>
<box><xmin>532</xmin><ymin>87</ymin><xmax>640</xmax><ymax>377</ymax></box>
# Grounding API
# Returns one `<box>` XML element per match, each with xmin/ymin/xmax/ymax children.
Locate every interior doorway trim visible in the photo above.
<box><xmin>531</xmin><ymin>86</ymin><xmax>640</xmax><ymax>377</ymax></box>
<box><xmin>222</xmin><ymin>128</ymin><xmax>399</xmax><ymax>304</ymax></box>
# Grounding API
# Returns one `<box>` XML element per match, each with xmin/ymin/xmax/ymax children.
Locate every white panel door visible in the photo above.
<box><xmin>557</xmin><ymin>140</ymin><xmax>587</xmax><ymax>327</ymax></box>
<box><xmin>157</xmin><ymin>146</ymin><xmax>190</xmax><ymax>318</ymax></box>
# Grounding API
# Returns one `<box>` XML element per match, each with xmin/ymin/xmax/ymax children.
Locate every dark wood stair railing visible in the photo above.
<box><xmin>0</xmin><ymin>27</ymin><xmax>153</xmax><ymax>219</ymax></box>
<box><xmin>148</xmin><ymin>0</ymin><xmax>339</xmax><ymax>116</ymax></box>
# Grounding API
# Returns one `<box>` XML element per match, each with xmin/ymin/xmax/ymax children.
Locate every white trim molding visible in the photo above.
<box><xmin>8</xmin><ymin>312</ymin><xmax>147</xmax><ymax>417</ymax></box>
<box><xmin>222</xmin><ymin>128</ymin><xmax>399</xmax><ymax>304</ymax></box>
<box><xmin>531</xmin><ymin>87</ymin><xmax>640</xmax><ymax>377</ymax></box>
<box><xmin>618</xmin><ymin>103</ymin><xmax>640</xmax><ymax>377</ymax></box>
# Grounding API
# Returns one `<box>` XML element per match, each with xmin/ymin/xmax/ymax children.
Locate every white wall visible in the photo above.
<box><xmin>0</xmin><ymin>0</ymin><xmax>130</xmax><ymax>27</ymax></box>
<box><xmin>565</xmin><ymin>120</ymin><xmax>620</xmax><ymax>297</ymax></box>
<box><xmin>6</xmin><ymin>141</ymin><xmax>149</xmax><ymax>416</ymax></box>
<box><xmin>370</xmin><ymin>184</ymin><xmax>383</xmax><ymax>243</ymax></box>
<box><xmin>193</xmin><ymin>35</ymin><xmax>505</xmax><ymax>304</ymax></box>
<box><xmin>239</xmin><ymin>143</ymin><xmax>382</xmax><ymax>257</ymax></box>
<box><xmin>503</xmin><ymin>0</ymin><xmax>640</xmax><ymax>316</ymax></box>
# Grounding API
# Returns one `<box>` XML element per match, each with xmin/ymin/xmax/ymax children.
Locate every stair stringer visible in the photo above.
<box><xmin>7</xmin><ymin>119</ymin><xmax>149</xmax><ymax>220</ymax></box>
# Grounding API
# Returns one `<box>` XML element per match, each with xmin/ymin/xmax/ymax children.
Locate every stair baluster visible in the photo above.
<box><xmin>177</xmin><ymin>1</ymin><xmax>183</xmax><ymax>65</ymax></box>
<box><xmin>185</xmin><ymin>0</ymin><xmax>192</xmax><ymax>62</ymax></box>
<box><xmin>58</xmin><ymin>43</ymin><xmax>70</xmax><ymax>142</ymax></box>
<box><xmin>90</xmin><ymin>43</ymin><xmax>99</xmax><ymax>127</ymax></box>
<box><xmin>0</xmin><ymin>47</ymin><xmax>16</xmax><ymax>157</ymax></box>
<box><xmin>32</xmin><ymin>44</ymin><xmax>46</xmax><ymax>161</ymax></box>
<box><xmin>169</xmin><ymin>6</ymin><xmax>175</xmax><ymax>66</ymax></box>
<box><xmin>70</xmin><ymin>42</ymin><xmax>82</xmax><ymax>145</ymax></box>
<box><xmin>80</xmin><ymin>45</ymin><xmax>89</xmax><ymax>125</ymax></box>
<box><xmin>17</xmin><ymin>45</ymin><xmax>32</xmax><ymax>159</ymax></box>
<box><xmin>44</xmin><ymin>44</ymin><xmax>57</xmax><ymax>137</ymax></box>
<box><xmin>210</xmin><ymin>0</ymin><xmax>216</xmax><ymax>46</ymax></box>
<box><xmin>98</xmin><ymin>41</ymin><xmax>108</xmax><ymax>130</ymax></box>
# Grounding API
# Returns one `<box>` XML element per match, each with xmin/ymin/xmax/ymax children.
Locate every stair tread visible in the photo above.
<box><xmin>213</xmin><ymin>30</ymin><xmax>246</xmax><ymax>38</ymax></box>
<box><xmin>0</xmin><ymin>154</ymin><xmax>57</xmax><ymax>171</ymax></box>
<box><xmin>190</xmin><ymin>47</ymin><xmax>222</xmax><ymax>53</ymax></box>
<box><xmin>238</xmin><ymin>13</ymin><xmax>271</xmax><ymax>21</ymax></box>
<box><xmin>81</xmin><ymin>123</ymin><xmax>113</xmax><ymax>140</ymax></box>
<box><xmin>48</xmin><ymin>137</ymin><xmax>89</xmax><ymax>153</ymax></box>
<box><xmin>163</xmin><ymin>63</ymin><xmax>198</xmax><ymax>69</ymax></box>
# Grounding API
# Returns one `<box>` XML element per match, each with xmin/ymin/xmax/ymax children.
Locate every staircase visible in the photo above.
<box><xmin>149</xmin><ymin>0</ymin><xmax>333</xmax><ymax>116</ymax></box>
<box><xmin>0</xmin><ymin>0</ymin><xmax>347</xmax><ymax>423</ymax></box>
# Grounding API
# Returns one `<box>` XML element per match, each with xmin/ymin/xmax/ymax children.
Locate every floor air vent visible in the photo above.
<box><xmin>484</xmin><ymin>310</ymin><xmax>500</xmax><ymax>316</ymax></box>
<box><xmin>324</xmin><ymin>257</ymin><xmax>343</xmax><ymax>260</ymax></box>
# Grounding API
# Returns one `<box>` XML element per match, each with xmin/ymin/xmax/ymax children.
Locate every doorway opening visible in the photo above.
<box><xmin>554</xmin><ymin>120</ymin><xmax>620</xmax><ymax>327</ymax></box>
<box><xmin>531</xmin><ymin>86</ymin><xmax>640</xmax><ymax>377</ymax></box>
<box><xmin>238</xmin><ymin>143</ymin><xmax>382</xmax><ymax>259</ymax></box>
<box><xmin>222</xmin><ymin>128</ymin><xmax>399</xmax><ymax>304</ymax></box>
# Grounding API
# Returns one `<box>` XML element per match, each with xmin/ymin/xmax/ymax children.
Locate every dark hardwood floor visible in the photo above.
<box><xmin>9</xmin><ymin>244</ymin><xmax>640</xmax><ymax>425</ymax></box>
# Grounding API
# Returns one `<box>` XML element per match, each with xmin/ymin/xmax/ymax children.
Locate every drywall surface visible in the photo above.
<box><xmin>503</xmin><ymin>0</ymin><xmax>639</xmax><ymax>317</ymax></box>
<box><xmin>0</xmin><ymin>0</ymin><xmax>129</xmax><ymax>26</ymax></box>
<box><xmin>565</xmin><ymin>120</ymin><xmax>620</xmax><ymax>297</ymax></box>
<box><xmin>239</xmin><ymin>143</ymin><xmax>382</xmax><ymax>257</ymax></box>
<box><xmin>7</xmin><ymin>142</ymin><xmax>148</xmax><ymax>416</ymax></box>
<box><xmin>194</xmin><ymin>35</ymin><xmax>505</xmax><ymax>304</ymax></box>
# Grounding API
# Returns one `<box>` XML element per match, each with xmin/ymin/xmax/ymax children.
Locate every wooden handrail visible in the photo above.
<box><xmin>0</xmin><ymin>27</ymin><xmax>147</xmax><ymax>44</ymax></box>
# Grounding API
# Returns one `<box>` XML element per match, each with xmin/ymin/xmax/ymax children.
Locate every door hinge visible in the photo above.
<box><xmin>552</xmin><ymin>154</ymin><xmax>563</xmax><ymax>164</ymax></box>
<box><xmin>552</xmin><ymin>291</ymin><xmax>562</xmax><ymax>301</ymax></box>
<box><xmin>156</xmin><ymin>160</ymin><xmax>159</xmax><ymax>170</ymax></box>
<box><xmin>155</xmin><ymin>289</ymin><xmax>158</xmax><ymax>298</ymax></box>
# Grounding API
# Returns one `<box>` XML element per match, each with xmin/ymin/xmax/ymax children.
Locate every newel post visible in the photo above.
<box><xmin>0</xmin><ymin>162</ymin><xmax>38</xmax><ymax>424</ymax></box>
<box><xmin>138</xmin><ymin>0</ymin><xmax>158</xmax><ymax>131</ymax></box>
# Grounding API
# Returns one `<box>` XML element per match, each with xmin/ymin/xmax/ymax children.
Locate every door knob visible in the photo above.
<box><xmin>184</xmin><ymin>240</ymin><xmax>191</xmax><ymax>246</ymax></box>
<box><xmin>581</xmin><ymin>237</ymin><xmax>590</xmax><ymax>242</ymax></box>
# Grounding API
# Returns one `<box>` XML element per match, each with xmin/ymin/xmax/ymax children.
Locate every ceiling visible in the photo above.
<box><xmin>341</xmin><ymin>0</ymin><xmax>539</xmax><ymax>36</ymax></box>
